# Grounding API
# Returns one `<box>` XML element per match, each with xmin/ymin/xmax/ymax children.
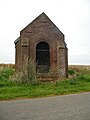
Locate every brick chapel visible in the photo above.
<box><xmin>14</xmin><ymin>12</ymin><xmax>68</xmax><ymax>79</ymax></box>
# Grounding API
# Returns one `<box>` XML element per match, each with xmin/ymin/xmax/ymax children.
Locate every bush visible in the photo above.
<box><xmin>77</xmin><ymin>75</ymin><xmax>90</xmax><ymax>82</ymax></box>
<box><xmin>0</xmin><ymin>67</ymin><xmax>15</xmax><ymax>87</ymax></box>
<box><xmin>69</xmin><ymin>79</ymin><xmax>78</xmax><ymax>85</ymax></box>
<box><xmin>0</xmin><ymin>67</ymin><xmax>15</xmax><ymax>80</ymax></box>
<box><xmin>84</xmin><ymin>75</ymin><xmax>90</xmax><ymax>82</ymax></box>
<box><xmin>68</xmin><ymin>69</ymin><xmax>75</xmax><ymax>75</ymax></box>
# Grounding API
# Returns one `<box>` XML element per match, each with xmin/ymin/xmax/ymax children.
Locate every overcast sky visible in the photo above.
<box><xmin>0</xmin><ymin>0</ymin><xmax>90</xmax><ymax>65</ymax></box>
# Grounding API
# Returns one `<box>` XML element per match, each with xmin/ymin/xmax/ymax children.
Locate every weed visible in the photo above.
<box><xmin>28</xmin><ymin>58</ymin><xmax>37</xmax><ymax>85</ymax></box>
<box><xmin>68</xmin><ymin>69</ymin><xmax>75</xmax><ymax>75</ymax></box>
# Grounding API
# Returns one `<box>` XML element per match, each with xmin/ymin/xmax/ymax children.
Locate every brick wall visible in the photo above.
<box><xmin>15</xmin><ymin>13</ymin><xmax>68</xmax><ymax>79</ymax></box>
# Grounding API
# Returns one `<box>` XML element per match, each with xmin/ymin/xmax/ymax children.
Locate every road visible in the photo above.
<box><xmin>0</xmin><ymin>92</ymin><xmax>90</xmax><ymax>120</ymax></box>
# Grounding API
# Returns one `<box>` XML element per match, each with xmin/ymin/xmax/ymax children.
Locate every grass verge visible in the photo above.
<box><xmin>0</xmin><ymin>66</ymin><xmax>90</xmax><ymax>100</ymax></box>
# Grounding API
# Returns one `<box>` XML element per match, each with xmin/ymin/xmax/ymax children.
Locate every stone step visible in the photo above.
<box><xmin>37</xmin><ymin>74</ymin><xmax>58</xmax><ymax>82</ymax></box>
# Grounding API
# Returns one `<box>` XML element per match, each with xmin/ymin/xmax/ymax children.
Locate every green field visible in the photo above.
<box><xmin>0</xmin><ymin>65</ymin><xmax>90</xmax><ymax>100</ymax></box>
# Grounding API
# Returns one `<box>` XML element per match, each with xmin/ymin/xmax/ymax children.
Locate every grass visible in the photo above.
<box><xmin>0</xmin><ymin>65</ymin><xmax>90</xmax><ymax>100</ymax></box>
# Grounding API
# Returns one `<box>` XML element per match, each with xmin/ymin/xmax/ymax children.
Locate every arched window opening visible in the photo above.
<box><xmin>36</xmin><ymin>42</ymin><xmax>50</xmax><ymax>73</ymax></box>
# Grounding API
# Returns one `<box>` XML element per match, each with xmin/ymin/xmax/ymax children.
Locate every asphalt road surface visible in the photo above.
<box><xmin>0</xmin><ymin>92</ymin><xmax>90</xmax><ymax>120</ymax></box>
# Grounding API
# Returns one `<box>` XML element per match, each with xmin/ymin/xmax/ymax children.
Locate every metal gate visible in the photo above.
<box><xmin>36</xmin><ymin>42</ymin><xmax>50</xmax><ymax>73</ymax></box>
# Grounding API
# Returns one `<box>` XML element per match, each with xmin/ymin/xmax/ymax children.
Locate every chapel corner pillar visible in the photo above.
<box><xmin>21</xmin><ymin>37</ymin><xmax>29</xmax><ymax>77</ymax></box>
<box><xmin>57</xmin><ymin>47</ymin><xmax>68</xmax><ymax>78</ymax></box>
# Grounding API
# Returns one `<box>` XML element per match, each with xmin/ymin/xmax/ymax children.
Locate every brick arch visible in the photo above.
<box><xmin>36</xmin><ymin>39</ymin><xmax>50</xmax><ymax>48</ymax></box>
<box><xmin>31</xmin><ymin>32</ymin><xmax>54</xmax><ymax>45</ymax></box>
<box><xmin>31</xmin><ymin>36</ymin><xmax>52</xmax><ymax>61</ymax></box>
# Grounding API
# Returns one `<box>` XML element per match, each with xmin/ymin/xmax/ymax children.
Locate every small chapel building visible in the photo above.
<box><xmin>14</xmin><ymin>12</ymin><xmax>68</xmax><ymax>79</ymax></box>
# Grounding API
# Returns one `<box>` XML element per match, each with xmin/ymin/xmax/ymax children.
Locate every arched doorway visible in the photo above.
<box><xmin>36</xmin><ymin>42</ymin><xmax>50</xmax><ymax>73</ymax></box>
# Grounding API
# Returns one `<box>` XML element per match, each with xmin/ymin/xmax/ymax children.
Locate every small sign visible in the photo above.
<box><xmin>21</xmin><ymin>38</ymin><xmax>29</xmax><ymax>46</ymax></box>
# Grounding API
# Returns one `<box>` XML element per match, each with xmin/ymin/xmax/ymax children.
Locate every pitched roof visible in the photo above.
<box><xmin>14</xmin><ymin>12</ymin><xmax>64</xmax><ymax>44</ymax></box>
<box><xmin>14</xmin><ymin>37</ymin><xmax>20</xmax><ymax>44</ymax></box>
<box><xmin>21</xmin><ymin>12</ymin><xmax>64</xmax><ymax>35</ymax></box>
